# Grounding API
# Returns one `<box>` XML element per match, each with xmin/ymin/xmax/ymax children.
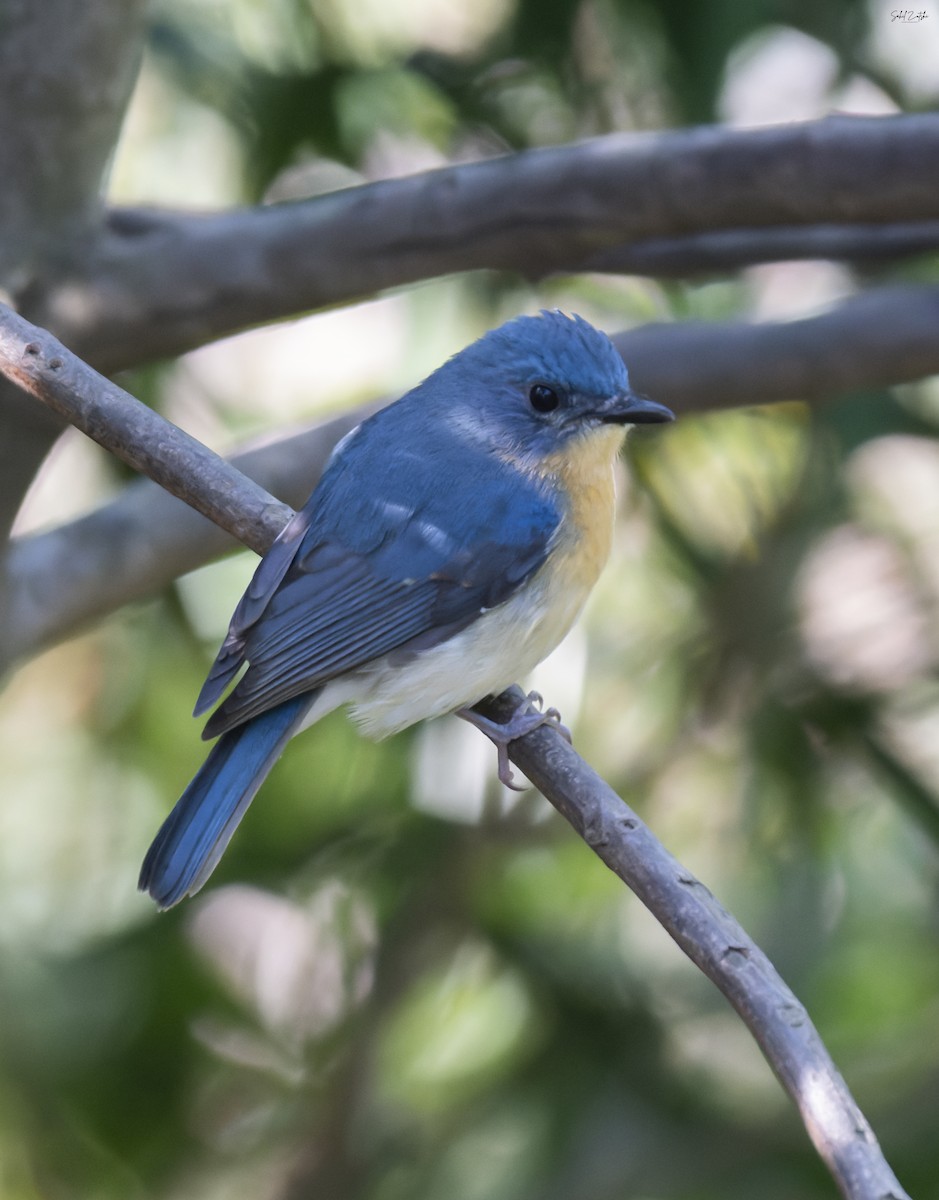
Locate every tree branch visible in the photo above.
<box><xmin>0</xmin><ymin>302</ymin><xmax>912</xmax><ymax>1196</ymax></box>
<box><xmin>0</xmin><ymin>0</ymin><xmax>147</xmax><ymax>279</ymax></box>
<box><xmin>617</xmin><ymin>283</ymin><xmax>939</xmax><ymax>412</ymax></box>
<box><xmin>476</xmin><ymin>688</ymin><xmax>910</xmax><ymax>1200</ymax></box>
<box><xmin>0</xmin><ymin>0</ymin><xmax>149</xmax><ymax>541</ymax></box>
<box><xmin>0</xmin><ymin>304</ymin><xmax>292</xmax><ymax>558</ymax></box>
<box><xmin>6</xmin><ymin>112</ymin><xmax>936</xmax><ymax>550</ymax></box>
<box><xmin>40</xmin><ymin>113</ymin><xmax>939</xmax><ymax>371</ymax></box>
<box><xmin>3</xmin><ymin>412</ymin><xmax>372</xmax><ymax>670</ymax></box>
<box><xmin>4</xmin><ymin>283</ymin><xmax>939</xmax><ymax>666</ymax></box>
<box><xmin>588</xmin><ymin>220</ymin><xmax>939</xmax><ymax>276</ymax></box>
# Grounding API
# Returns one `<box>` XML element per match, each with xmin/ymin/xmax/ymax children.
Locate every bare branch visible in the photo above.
<box><xmin>477</xmin><ymin>687</ymin><xmax>912</xmax><ymax>1200</ymax></box>
<box><xmin>43</xmin><ymin>113</ymin><xmax>939</xmax><ymax>371</ymax></box>
<box><xmin>0</xmin><ymin>302</ymin><xmax>912</xmax><ymax>1195</ymax></box>
<box><xmin>0</xmin><ymin>304</ymin><xmax>292</xmax><ymax>557</ymax></box>
<box><xmin>5</xmin><ymin>282</ymin><xmax>939</xmax><ymax>665</ymax></box>
<box><xmin>589</xmin><ymin>220</ymin><xmax>939</xmax><ymax>276</ymax></box>
<box><xmin>6</xmin><ymin>112</ymin><xmax>935</xmax><ymax>545</ymax></box>
<box><xmin>617</xmin><ymin>283</ymin><xmax>939</xmax><ymax>413</ymax></box>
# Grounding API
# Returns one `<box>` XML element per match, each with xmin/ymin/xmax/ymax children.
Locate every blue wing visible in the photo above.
<box><xmin>197</xmin><ymin>409</ymin><xmax>562</xmax><ymax>739</ymax></box>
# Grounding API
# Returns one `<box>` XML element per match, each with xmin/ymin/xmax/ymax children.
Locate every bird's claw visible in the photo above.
<box><xmin>457</xmin><ymin>691</ymin><xmax>571</xmax><ymax>789</ymax></box>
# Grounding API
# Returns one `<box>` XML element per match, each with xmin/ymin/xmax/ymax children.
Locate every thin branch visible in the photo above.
<box><xmin>0</xmin><ymin>303</ymin><xmax>292</xmax><ymax>561</ymax></box>
<box><xmin>475</xmin><ymin>688</ymin><xmax>910</xmax><ymax>1200</ymax></box>
<box><xmin>5</xmin><ymin>283</ymin><xmax>939</xmax><ymax>666</ymax></box>
<box><xmin>0</xmin><ymin>303</ymin><xmax>912</xmax><ymax>1197</ymax></box>
<box><xmin>40</xmin><ymin>113</ymin><xmax>939</xmax><ymax>371</ymax></box>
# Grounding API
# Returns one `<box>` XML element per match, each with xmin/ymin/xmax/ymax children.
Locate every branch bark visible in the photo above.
<box><xmin>0</xmin><ymin>304</ymin><xmax>292</xmax><ymax>558</ymax></box>
<box><xmin>4</xmin><ymin>284</ymin><xmax>939</xmax><ymax>666</ymax></box>
<box><xmin>590</xmin><ymin>220</ymin><xmax>939</xmax><ymax>276</ymax></box>
<box><xmin>476</xmin><ymin>688</ymin><xmax>910</xmax><ymax>1200</ymax></box>
<box><xmin>3</xmin><ymin>412</ymin><xmax>372</xmax><ymax>670</ymax></box>
<box><xmin>0</xmin><ymin>302</ymin><xmax>907</xmax><ymax>1198</ymax></box>
<box><xmin>41</xmin><ymin>113</ymin><xmax>939</xmax><ymax>372</ymax></box>
<box><xmin>6</xmin><ymin>111</ymin><xmax>937</xmax><ymax>549</ymax></box>
<box><xmin>0</xmin><ymin>0</ymin><xmax>147</xmax><ymax>279</ymax></box>
<box><xmin>0</xmin><ymin>0</ymin><xmax>148</xmax><ymax>540</ymax></box>
<box><xmin>617</xmin><ymin>283</ymin><xmax>939</xmax><ymax>412</ymax></box>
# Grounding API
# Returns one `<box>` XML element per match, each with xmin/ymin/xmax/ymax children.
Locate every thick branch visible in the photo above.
<box><xmin>589</xmin><ymin>220</ymin><xmax>939</xmax><ymax>276</ymax></box>
<box><xmin>0</xmin><ymin>0</ymin><xmax>148</xmax><ymax>541</ymax></box>
<box><xmin>8</xmin><ymin>113</ymin><xmax>935</xmax><ymax>547</ymax></box>
<box><xmin>5</xmin><ymin>283</ymin><xmax>939</xmax><ymax>665</ymax></box>
<box><xmin>476</xmin><ymin>689</ymin><xmax>910</xmax><ymax>1200</ymax></box>
<box><xmin>617</xmin><ymin>283</ymin><xmax>939</xmax><ymax>412</ymax></box>
<box><xmin>42</xmin><ymin>113</ymin><xmax>939</xmax><ymax>371</ymax></box>
<box><xmin>0</xmin><ymin>0</ymin><xmax>147</xmax><ymax>279</ymax></box>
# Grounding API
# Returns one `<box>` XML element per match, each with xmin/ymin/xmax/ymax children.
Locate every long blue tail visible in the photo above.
<box><xmin>139</xmin><ymin>693</ymin><xmax>313</xmax><ymax>909</ymax></box>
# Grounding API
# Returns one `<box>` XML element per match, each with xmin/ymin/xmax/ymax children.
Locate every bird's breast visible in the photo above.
<box><xmin>537</xmin><ymin>423</ymin><xmax>624</xmax><ymax>585</ymax></box>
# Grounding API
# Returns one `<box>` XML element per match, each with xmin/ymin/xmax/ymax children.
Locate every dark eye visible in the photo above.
<box><xmin>529</xmin><ymin>384</ymin><xmax>560</xmax><ymax>413</ymax></box>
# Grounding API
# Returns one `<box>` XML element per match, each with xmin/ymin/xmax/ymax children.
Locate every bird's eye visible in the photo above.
<box><xmin>529</xmin><ymin>384</ymin><xmax>560</xmax><ymax>413</ymax></box>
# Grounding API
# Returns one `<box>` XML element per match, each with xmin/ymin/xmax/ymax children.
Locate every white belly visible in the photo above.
<box><xmin>343</xmin><ymin>561</ymin><xmax>590</xmax><ymax>737</ymax></box>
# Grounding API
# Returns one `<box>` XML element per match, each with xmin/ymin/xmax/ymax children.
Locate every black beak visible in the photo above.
<box><xmin>599</xmin><ymin>391</ymin><xmax>675</xmax><ymax>425</ymax></box>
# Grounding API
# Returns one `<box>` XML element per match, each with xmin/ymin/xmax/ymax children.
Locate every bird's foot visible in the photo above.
<box><xmin>456</xmin><ymin>691</ymin><xmax>572</xmax><ymax>790</ymax></box>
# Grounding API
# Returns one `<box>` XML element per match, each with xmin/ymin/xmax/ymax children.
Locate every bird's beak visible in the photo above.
<box><xmin>599</xmin><ymin>391</ymin><xmax>675</xmax><ymax>425</ymax></box>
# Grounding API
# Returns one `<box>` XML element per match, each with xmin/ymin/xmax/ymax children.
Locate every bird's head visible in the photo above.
<box><xmin>424</xmin><ymin>310</ymin><xmax>674</xmax><ymax>466</ymax></box>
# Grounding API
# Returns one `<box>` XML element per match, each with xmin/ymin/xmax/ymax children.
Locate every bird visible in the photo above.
<box><xmin>139</xmin><ymin>310</ymin><xmax>674</xmax><ymax>908</ymax></box>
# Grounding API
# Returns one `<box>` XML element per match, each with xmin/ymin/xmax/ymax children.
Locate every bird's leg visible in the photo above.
<box><xmin>456</xmin><ymin>691</ymin><xmax>572</xmax><ymax>790</ymax></box>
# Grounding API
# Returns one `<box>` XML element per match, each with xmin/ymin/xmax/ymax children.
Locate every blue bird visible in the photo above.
<box><xmin>139</xmin><ymin>311</ymin><xmax>673</xmax><ymax>908</ymax></box>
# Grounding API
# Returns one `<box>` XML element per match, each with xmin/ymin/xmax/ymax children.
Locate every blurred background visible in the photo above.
<box><xmin>3</xmin><ymin>0</ymin><xmax>939</xmax><ymax>1197</ymax></box>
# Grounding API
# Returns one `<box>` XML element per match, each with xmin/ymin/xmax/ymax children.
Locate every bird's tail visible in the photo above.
<box><xmin>139</xmin><ymin>692</ymin><xmax>314</xmax><ymax>909</ymax></box>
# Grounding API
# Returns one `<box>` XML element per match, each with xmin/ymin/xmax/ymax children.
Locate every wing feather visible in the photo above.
<box><xmin>198</xmin><ymin>414</ymin><xmax>563</xmax><ymax>740</ymax></box>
